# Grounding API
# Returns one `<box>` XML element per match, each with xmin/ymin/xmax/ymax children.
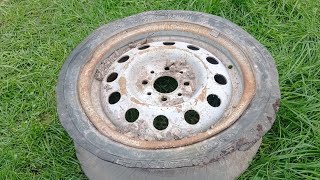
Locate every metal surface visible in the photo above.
<box><xmin>77</xmin><ymin>21</ymin><xmax>256</xmax><ymax>149</ymax></box>
<box><xmin>101</xmin><ymin>41</ymin><xmax>232</xmax><ymax>140</ymax></box>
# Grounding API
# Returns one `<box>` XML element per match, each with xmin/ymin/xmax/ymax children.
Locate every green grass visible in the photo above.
<box><xmin>0</xmin><ymin>0</ymin><xmax>319</xmax><ymax>179</ymax></box>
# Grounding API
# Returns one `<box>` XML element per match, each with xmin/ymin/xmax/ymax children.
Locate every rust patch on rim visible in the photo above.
<box><xmin>197</xmin><ymin>87</ymin><xmax>207</xmax><ymax>102</ymax></box>
<box><xmin>78</xmin><ymin>21</ymin><xmax>256</xmax><ymax>149</ymax></box>
<box><xmin>130</xmin><ymin>97</ymin><xmax>144</xmax><ymax>105</ymax></box>
<box><xmin>118</xmin><ymin>76</ymin><xmax>127</xmax><ymax>95</ymax></box>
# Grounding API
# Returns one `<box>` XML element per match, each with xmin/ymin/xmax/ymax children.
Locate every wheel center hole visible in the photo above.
<box><xmin>154</xmin><ymin>76</ymin><xmax>178</xmax><ymax>93</ymax></box>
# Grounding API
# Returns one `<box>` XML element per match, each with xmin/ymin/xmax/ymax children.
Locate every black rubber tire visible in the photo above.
<box><xmin>57</xmin><ymin>10</ymin><xmax>280</xmax><ymax>169</ymax></box>
<box><xmin>75</xmin><ymin>139</ymin><xmax>262</xmax><ymax>180</ymax></box>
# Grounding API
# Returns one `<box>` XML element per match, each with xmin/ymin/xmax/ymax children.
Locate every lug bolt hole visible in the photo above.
<box><xmin>206</xmin><ymin>57</ymin><xmax>219</xmax><ymax>64</ymax></box>
<box><xmin>184</xmin><ymin>110</ymin><xmax>200</xmax><ymax>125</ymax></box>
<box><xmin>108</xmin><ymin>92</ymin><xmax>121</xmax><ymax>104</ymax></box>
<box><xmin>163</xmin><ymin>42</ymin><xmax>175</xmax><ymax>45</ymax></box>
<box><xmin>138</xmin><ymin>45</ymin><xmax>150</xmax><ymax>50</ymax></box>
<box><xmin>142</xmin><ymin>80</ymin><xmax>148</xmax><ymax>85</ymax></box>
<box><xmin>153</xmin><ymin>115</ymin><xmax>169</xmax><ymax>130</ymax></box>
<box><xmin>118</xmin><ymin>55</ymin><xmax>129</xmax><ymax>63</ymax></box>
<box><xmin>106</xmin><ymin>72</ymin><xmax>118</xmax><ymax>82</ymax></box>
<box><xmin>214</xmin><ymin>74</ymin><xmax>227</xmax><ymax>85</ymax></box>
<box><xmin>187</xmin><ymin>45</ymin><xmax>200</xmax><ymax>50</ymax></box>
<box><xmin>125</xmin><ymin>108</ymin><xmax>139</xmax><ymax>123</ymax></box>
<box><xmin>207</xmin><ymin>94</ymin><xmax>221</xmax><ymax>107</ymax></box>
<box><xmin>184</xmin><ymin>82</ymin><xmax>190</xmax><ymax>86</ymax></box>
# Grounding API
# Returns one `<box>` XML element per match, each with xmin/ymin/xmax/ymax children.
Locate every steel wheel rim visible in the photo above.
<box><xmin>78</xmin><ymin>21</ymin><xmax>256</xmax><ymax>149</ymax></box>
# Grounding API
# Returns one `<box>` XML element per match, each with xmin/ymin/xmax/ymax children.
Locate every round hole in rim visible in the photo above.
<box><xmin>184</xmin><ymin>110</ymin><xmax>200</xmax><ymax>124</ymax></box>
<box><xmin>207</xmin><ymin>94</ymin><xmax>221</xmax><ymax>107</ymax></box>
<box><xmin>187</xmin><ymin>45</ymin><xmax>200</xmax><ymax>50</ymax></box>
<box><xmin>214</xmin><ymin>74</ymin><xmax>227</xmax><ymax>85</ymax></box>
<box><xmin>138</xmin><ymin>45</ymin><xmax>150</xmax><ymax>50</ymax></box>
<box><xmin>150</xmin><ymin>71</ymin><xmax>155</xmax><ymax>74</ymax></box>
<box><xmin>228</xmin><ymin>65</ymin><xmax>233</xmax><ymax>69</ymax></box>
<box><xmin>118</xmin><ymin>55</ymin><xmax>129</xmax><ymax>63</ymax></box>
<box><xmin>125</xmin><ymin>108</ymin><xmax>139</xmax><ymax>123</ymax></box>
<box><xmin>153</xmin><ymin>115</ymin><xmax>169</xmax><ymax>130</ymax></box>
<box><xmin>184</xmin><ymin>82</ymin><xmax>190</xmax><ymax>86</ymax></box>
<box><xmin>206</xmin><ymin>57</ymin><xmax>219</xmax><ymax>64</ymax></box>
<box><xmin>147</xmin><ymin>92</ymin><xmax>151</xmax><ymax>95</ymax></box>
<box><xmin>178</xmin><ymin>93</ymin><xmax>182</xmax><ymax>96</ymax></box>
<box><xmin>108</xmin><ymin>92</ymin><xmax>121</xmax><ymax>104</ymax></box>
<box><xmin>106</xmin><ymin>72</ymin><xmax>118</xmax><ymax>82</ymax></box>
<box><xmin>164</xmin><ymin>67</ymin><xmax>170</xmax><ymax>70</ymax></box>
<box><xmin>154</xmin><ymin>76</ymin><xmax>178</xmax><ymax>93</ymax></box>
<box><xmin>161</xmin><ymin>97</ymin><xmax>168</xmax><ymax>101</ymax></box>
<box><xmin>142</xmin><ymin>80</ymin><xmax>148</xmax><ymax>85</ymax></box>
<box><xmin>163</xmin><ymin>42</ymin><xmax>175</xmax><ymax>45</ymax></box>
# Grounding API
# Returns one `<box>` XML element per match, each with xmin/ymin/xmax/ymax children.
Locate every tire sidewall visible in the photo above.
<box><xmin>57</xmin><ymin>10</ymin><xmax>280</xmax><ymax>168</ymax></box>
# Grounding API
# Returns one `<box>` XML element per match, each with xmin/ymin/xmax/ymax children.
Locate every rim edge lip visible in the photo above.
<box><xmin>77</xmin><ymin>21</ymin><xmax>256</xmax><ymax>149</ymax></box>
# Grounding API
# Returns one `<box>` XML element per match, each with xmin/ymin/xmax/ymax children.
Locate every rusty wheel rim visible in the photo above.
<box><xmin>78</xmin><ymin>21</ymin><xmax>256</xmax><ymax>149</ymax></box>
